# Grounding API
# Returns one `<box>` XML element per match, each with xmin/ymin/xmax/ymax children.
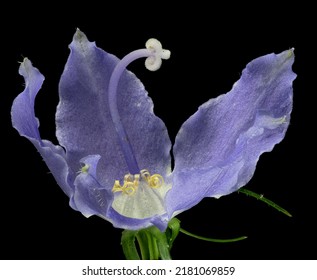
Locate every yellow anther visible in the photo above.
<box><xmin>112</xmin><ymin>170</ymin><xmax>164</xmax><ymax>196</ymax></box>
<box><xmin>112</xmin><ymin>180</ymin><xmax>124</xmax><ymax>193</ymax></box>
<box><xmin>123</xmin><ymin>182</ymin><xmax>136</xmax><ymax>195</ymax></box>
<box><xmin>80</xmin><ymin>164</ymin><xmax>89</xmax><ymax>174</ymax></box>
<box><xmin>148</xmin><ymin>174</ymin><xmax>164</xmax><ymax>188</ymax></box>
<box><xmin>112</xmin><ymin>174</ymin><xmax>140</xmax><ymax>196</ymax></box>
<box><xmin>141</xmin><ymin>169</ymin><xmax>164</xmax><ymax>188</ymax></box>
<box><xmin>124</xmin><ymin>174</ymin><xmax>133</xmax><ymax>181</ymax></box>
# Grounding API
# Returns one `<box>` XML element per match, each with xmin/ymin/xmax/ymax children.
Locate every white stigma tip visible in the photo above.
<box><xmin>145</xmin><ymin>38</ymin><xmax>170</xmax><ymax>71</ymax></box>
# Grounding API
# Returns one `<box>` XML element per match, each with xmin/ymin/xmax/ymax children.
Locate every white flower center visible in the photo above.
<box><xmin>111</xmin><ymin>170</ymin><xmax>170</xmax><ymax>219</ymax></box>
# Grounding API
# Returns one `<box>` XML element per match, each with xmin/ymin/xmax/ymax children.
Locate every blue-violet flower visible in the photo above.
<box><xmin>11</xmin><ymin>30</ymin><xmax>296</xmax><ymax>231</ymax></box>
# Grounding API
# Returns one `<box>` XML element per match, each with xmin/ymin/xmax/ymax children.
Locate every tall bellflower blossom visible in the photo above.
<box><xmin>12</xmin><ymin>30</ymin><xmax>295</xmax><ymax>232</ymax></box>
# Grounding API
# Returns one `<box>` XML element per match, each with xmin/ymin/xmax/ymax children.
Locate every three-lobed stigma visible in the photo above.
<box><xmin>145</xmin><ymin>38</ymin><xmax>171</xmax><ymax>71</ymax></box>
<box><xmin>112</xmin><ymin>169</ymin><xmax>164</xmax><ymax>196</ymax></box>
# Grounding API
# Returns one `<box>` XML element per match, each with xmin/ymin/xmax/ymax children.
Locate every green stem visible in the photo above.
<box><xmin>179</xmin><ymin>228</ymin><xmax>247</xmax><ymax>243</ymax></box>
<box><xmin>238</xmin><ymin>188</ymin><xmax>292</xmax><ymax>217</ymax></box>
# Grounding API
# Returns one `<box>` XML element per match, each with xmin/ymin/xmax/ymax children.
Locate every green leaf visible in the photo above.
<box><xmin>238</xmin><ymin>188</ymin><xmax>292</xmax><ymax>217</ymax></box>
<box><xmin>179</xmin><ymin>227</ymin><xmax>247</xmax><ymax>243</ymax></box>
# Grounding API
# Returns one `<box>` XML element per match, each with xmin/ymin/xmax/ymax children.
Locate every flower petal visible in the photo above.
<box><xmin>167</xmin><ymin>50</ymin><xmax>296</xmax><ymax>216</ymax></box>
<box><xmin>56</xmin><ymin>30</ymin><xmax>172</xmax><ymax>190</ymax></box>
<box><xmin>72</xmin><ymin>156</ymin><xmax>169</xmax><ymax>230</ymax></box>
<box><xmin>107</xmin><ymin>207</ymin><xmax>169</xmax><ymax>231</ymax></box>
<box><xmin>11</xmin><ymin>59</ymin><xmax>74</xmax><ymax>197</ymax></box>
<box><xmin>71</xmin><ymin>155</ymin><xmax>112</xmax><ymax>217</ymax></box>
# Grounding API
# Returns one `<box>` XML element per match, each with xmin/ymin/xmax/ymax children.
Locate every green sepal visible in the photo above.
<box><xmin>166</xmin><ymin>218</ymin><xmax>181</xmax><ymax>250</ymax></box>
<box><xmin>121</xmin><ymin>224</ymin><xmax>172</xmax><ymax>260</ymax></box>
<box><xmin>135</xmin><ymin>230</ymin><xmax>152</xmax><ymax>260</ymax></box>
<box><xmin>147</xmin><ymin>226</ymin><xmax>171</xmax><ymax>260</ymax></box>
<box><xmin>121</xmin><ymin>230</ymin><xmax>140</xmax><ymax>260</ymax></box>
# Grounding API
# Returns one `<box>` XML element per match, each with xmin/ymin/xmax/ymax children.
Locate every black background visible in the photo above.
<box><xmin>2</xmin><ymin>3</ymin><xmax>315</xmax><ymax>260</ymax></box>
